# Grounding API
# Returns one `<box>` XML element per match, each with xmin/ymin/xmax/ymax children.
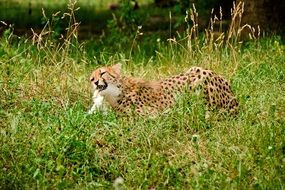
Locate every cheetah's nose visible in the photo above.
<box><xmin>94</xmin><ymin>81</ymin><xmax>99</xmax><ymax>86</ymax></box>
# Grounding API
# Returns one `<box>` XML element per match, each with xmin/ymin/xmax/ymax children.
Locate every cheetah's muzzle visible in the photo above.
<box><xmin>97</xmin><ymin>83</ymin><xmax>108</xmax><ymax>91</ymax></box>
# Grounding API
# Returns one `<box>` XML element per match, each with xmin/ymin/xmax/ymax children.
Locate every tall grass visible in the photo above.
<box><xmin>0</xmin><ymin>1</ymin><xmax>284</xmax><ymax>189</ymax></box>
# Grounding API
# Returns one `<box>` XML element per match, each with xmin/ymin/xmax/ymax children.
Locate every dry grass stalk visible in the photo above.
<box><xmin>30</xmin><ymin>0</ymin><xmax>80</xmax><ymax>65</ymax></box>
<box><xmin>183</xmin><ymin>1</ymin><xmax>259</xmax><ymax>52</ymax></box>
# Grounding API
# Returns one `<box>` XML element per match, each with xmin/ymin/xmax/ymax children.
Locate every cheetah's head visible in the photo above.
<box><xmin>90</xmin><ymin>63</ymin><xmax>122</xmax><ymax>96</ymax></box>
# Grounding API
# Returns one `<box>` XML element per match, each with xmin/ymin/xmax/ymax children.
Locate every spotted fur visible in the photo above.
<box><xmin>88</xmin><ymin>64</ymin><xmax>238</xmax><ymax>115</ymax></box>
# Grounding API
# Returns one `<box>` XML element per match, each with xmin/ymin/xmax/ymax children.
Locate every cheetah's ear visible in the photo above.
<box><xmin>111</xmin><ymin>63</ymin><xmax>122</xmax><ymax>74</ymax></box>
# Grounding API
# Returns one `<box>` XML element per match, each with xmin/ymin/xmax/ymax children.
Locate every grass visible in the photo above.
<box><xmin>0</xmin><ymin>2</ymin><xmax>285</xmax><ymax>190</ymax></box>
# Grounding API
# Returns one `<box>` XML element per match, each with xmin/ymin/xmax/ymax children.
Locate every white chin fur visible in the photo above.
<box><xmin>88</xmin><ymin>84</ymin><xmax>121</xmax><ymax>114</ymax></box>
<box><xmin>100</xmin><ymin>84</ymin><xmax>121</xmax><ymax>97</ymax></box>
<box><xmin>99</xmin><ymin>84</ymin><xmax>121</xmax><ymax>107</ymax></box>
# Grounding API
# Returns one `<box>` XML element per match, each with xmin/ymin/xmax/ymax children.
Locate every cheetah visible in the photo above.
<box><xmin>87</xmin><ymin>63</ymin><xmax>238</xmax><ymax>116</ymax></box>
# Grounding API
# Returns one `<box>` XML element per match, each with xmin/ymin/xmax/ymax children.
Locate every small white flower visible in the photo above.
<box><xmin>113</xmin><ymin>176</ymin><xmax>124</xmax><ymax>190</ymax></box>
<box><xmin>268</xmin><ymin>146</ymin><xmax>273</xmax><ymax>150</ymax></box>
<box><xmin>192</xmin><ymin>134</ymin><xmax>199</xmax><ymax>142</ymax></box>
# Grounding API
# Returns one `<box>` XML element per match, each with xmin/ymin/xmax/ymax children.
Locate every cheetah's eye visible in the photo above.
<box><xmin>90</xmin><ymin>77</ymin><xmax>95</xmax><ymax>82</ymax></box>
<box><xmin>100</xmin><ymin>71</ymin><xmax>106</xmax><ymax>76</ymax></box>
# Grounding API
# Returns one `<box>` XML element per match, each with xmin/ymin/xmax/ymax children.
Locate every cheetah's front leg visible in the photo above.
<box><xmin>87</xmin><ymin>90</ymin><xmax>106</xmax><ymax>114</ymax></box>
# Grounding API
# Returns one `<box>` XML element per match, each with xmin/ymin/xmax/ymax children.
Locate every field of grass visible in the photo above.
<box><xmin>0</xmin><ymin>1</ymin><xmax>285</xmax><ymax>190</ymax></box>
